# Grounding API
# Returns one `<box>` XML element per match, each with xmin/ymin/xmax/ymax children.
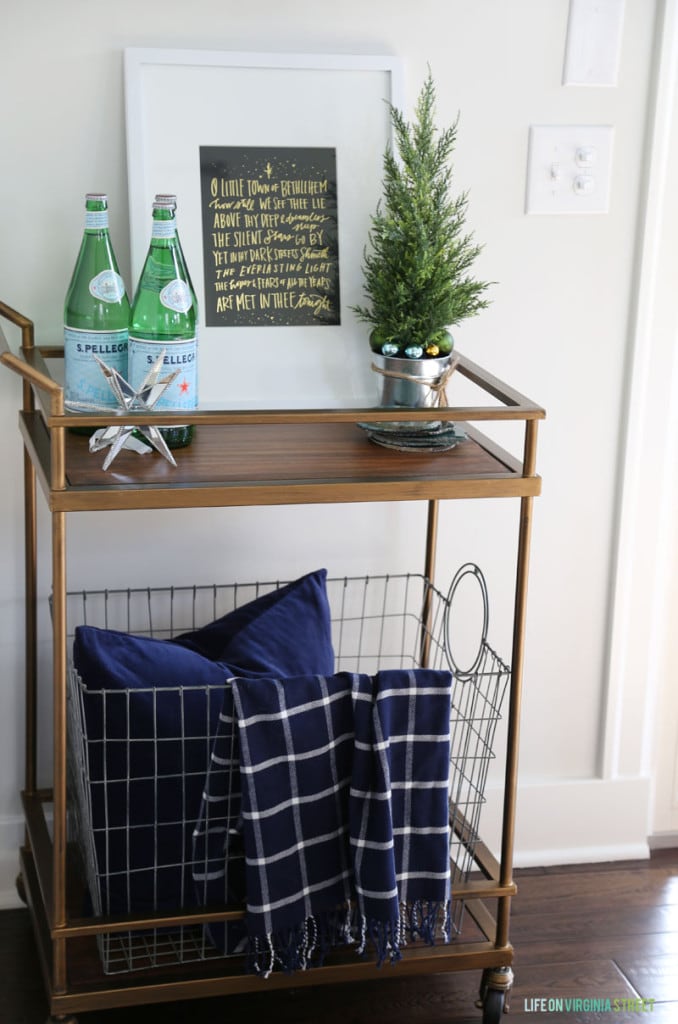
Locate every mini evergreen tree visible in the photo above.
<box><xmin>352</xmin><ymin>72</ymin><xmax>491</xmax><ymax>359</ymax></box>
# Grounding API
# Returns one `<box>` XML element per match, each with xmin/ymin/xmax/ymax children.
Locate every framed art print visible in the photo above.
<box><xmin>124</xmin><ymin>49</ymin><xmax>404</xmax><ymax>407</ymax></box>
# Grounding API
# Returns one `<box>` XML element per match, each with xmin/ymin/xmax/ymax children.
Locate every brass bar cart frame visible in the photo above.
<box><xmin>0</xmin><ymin>301</ymin><xmax>543</xmax><ymax>1023</ymax></box>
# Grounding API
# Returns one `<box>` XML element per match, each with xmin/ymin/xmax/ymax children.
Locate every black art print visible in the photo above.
<box><xmin>200</xmin><ymin>146</ymin><xmax>340</xmax><ymax>327</ymax></box>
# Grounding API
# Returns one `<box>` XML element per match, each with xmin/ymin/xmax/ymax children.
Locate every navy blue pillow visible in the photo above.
<box><xmin>73</xmin><ymin>629</ymin><xmax>230</xmax><ymax>917</ymax></box>
<box><xmin>172</xmin><ymin>568</ymin><xmax>335</xmax><ymax>677</ymax></box>
<box><xmin>72</xmin><ymin>568</ymin><xmax>335</xmax><ymax>918</ymax></box>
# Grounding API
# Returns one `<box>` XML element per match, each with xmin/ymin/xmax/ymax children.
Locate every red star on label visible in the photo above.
<box><xmin>179</xmin><ymin>379</ymin><xmax>190</xmax><ymax>394</ymax></box>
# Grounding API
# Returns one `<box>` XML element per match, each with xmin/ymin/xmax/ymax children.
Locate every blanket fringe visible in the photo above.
<box><xmin>247</xmin><ymin>899</ymin><xmax>451</xmax><ymax>976</ymax></box>
<box><xmin>364</xmin><ymin>914</ymin><xmax>402</xmax><ymax>967</ymax></box>
<box><xmin>248</xmin><ymin>907</ymin><xmax>354</xmax><ymax>976</ymax></box>
<box><xmin>408</xmin><ymin>899</ymin><xmax>450</xmax><ymax>946</ymax></box>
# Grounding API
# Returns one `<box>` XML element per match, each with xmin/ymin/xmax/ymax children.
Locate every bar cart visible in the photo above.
<box><xmin>0</xmin><ymin>300</ymin><xmax>543</xmax><ymax>1023</ymax></box>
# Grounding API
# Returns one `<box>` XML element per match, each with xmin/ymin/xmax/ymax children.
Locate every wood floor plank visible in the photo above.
<box><xmin>507</xmin><ymin>958</ymin><xmax>648</xmax><ymax>1022</ymax></box>
<box><xmin>512</xmin><ymin>866</ymin><xmax>678</xmax><ymax>914</ymax></box>
<box><xmin>614</xmin><ymin>951</ymin><xmax>678</xmax><ymax>1003</ymax></box>
<box><xmin>514</xmin><ymin>928</ymin><xmax>678</xmax><ymax>967</ymax></box>
<box><xmin>508</xmin><ymin>902</ymin><xmax>678</xmax><ymax>944</ymax></box>
<box><xmin>516</xmin><ymin>864</ymin><xmax>678</xmax><ymax>913</ymax></box>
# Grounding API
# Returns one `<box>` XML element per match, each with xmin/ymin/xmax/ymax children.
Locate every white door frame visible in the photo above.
<box><xmin>604</xmin><ymin>0</ymin><xmax>678</xmax><ymax>838</ymax></box>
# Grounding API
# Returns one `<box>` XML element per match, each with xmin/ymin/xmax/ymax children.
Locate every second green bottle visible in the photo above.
<box><xmin>129</xmin><ymin>201</ymin><xmax>197</xmax><ymax>449</ymax></box>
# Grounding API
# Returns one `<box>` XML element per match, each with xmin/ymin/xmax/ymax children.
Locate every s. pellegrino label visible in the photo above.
<box><xmin>127</xmin><ymin>337</ymin><xmax>198</xmax><ymax>412</ymax></box>
<box><xmin>64</xmin><ymin>328</ymin><xmax>128</xmax><ymax>408</ymax></box>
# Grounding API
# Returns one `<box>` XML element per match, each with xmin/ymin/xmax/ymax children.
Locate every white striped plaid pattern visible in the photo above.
<box><xmin>194</xmin><ymin>668</ymin><xmax>452</xmax><ymax>974</ymax></box>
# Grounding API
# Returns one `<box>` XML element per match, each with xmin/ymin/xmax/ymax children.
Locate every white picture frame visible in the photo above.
<box><xmin>123</xmin><ymin>49</ymin><xmax>404</xmax><ymax>407</ymax></box>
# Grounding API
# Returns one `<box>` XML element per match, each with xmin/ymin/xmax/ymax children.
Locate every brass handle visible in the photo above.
<box><xmin>0</xmin><ymin>338</ymin><xmax>62</xmax><ymax>397</ymax></box>
<box><xmin>0</xmin><ymin>299</ymin><xmax>33</xmax><ymax>332</ymax></box>
<box><xmin>0</xmin><ymin>304</ymin><xmax>62</xmax><ymax>399</ymax></box>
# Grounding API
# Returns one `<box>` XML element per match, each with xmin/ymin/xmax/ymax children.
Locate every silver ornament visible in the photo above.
<box><xmin>65</xmin><ymin>351</ymin><xmax>181</xmax><ymax>471</ymax></box>
<box><xmin>404</xmin><ymin>345</ymin><xmax>424</xmax><ymax>359</ymax></box>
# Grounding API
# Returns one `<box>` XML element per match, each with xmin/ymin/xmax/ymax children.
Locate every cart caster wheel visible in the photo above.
<box><xmin>481</xmin><ymin>988</ymin><xmax>505</xmax><ymax>1023</ymax></box>
<box><xmin>475</xmin><ymin>966</ymin><xmax>513</xmax><ymax>1022</ymax></box>
<box><xmin>15</xmin><ymin>872</ymin><xmax>27</xmax><ymax>905</ymax></box>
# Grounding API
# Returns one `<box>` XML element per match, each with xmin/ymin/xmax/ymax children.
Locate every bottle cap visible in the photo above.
<box><xmin>86</xmin><ymin>193</ymin><xmax>107</xmax><ymax>203</ymax></box>
<box><xmin>155</xmin><ymin>193</ymin><xmax>177</xmax><ymax>206</ymax></box>
<box><xmin>152</xmin><ymin>201</ymin><xmax>175</xmax><ymax>211</ymax></box>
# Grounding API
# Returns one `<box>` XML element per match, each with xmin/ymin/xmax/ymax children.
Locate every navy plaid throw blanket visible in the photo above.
<box><xmin>203</xmin><ymin>668</ymin><xmax>452</xmax><ymax>976</ymax></box>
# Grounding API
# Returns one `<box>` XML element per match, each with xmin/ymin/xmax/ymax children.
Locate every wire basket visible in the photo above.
<box><xmin>66</xmin><ymin>566</ymin><xmax>509</xmax><ymax>974</ymax></box>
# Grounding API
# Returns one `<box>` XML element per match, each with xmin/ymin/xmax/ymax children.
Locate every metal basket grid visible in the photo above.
<box><xmin>65</xmin><ymin>569</ymin><xmax>509</xmax><ymax>974</ymax></box>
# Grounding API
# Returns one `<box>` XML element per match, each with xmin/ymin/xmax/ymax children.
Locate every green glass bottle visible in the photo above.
<box><xmin>64</xmin><ymin>194</ymin><xmax>130</xmax><ymax>420</ymax></box>
<box><xmin>128</xmin><ymin>202</ymin><xmax>198</xmax><ymax>449</ymax></box>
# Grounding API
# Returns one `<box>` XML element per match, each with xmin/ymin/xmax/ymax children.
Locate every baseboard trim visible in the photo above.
<box><xmin>481</xmin><ymin>774</ymin><xmax>653</xmax><ymax>868</ymax></box>
<box><xmin>0</xmin><ymin>888</ymin><xmax>22</xmax><ymax>910</ymax></box>
<box><xmin>648</xmin><ymin>830</ymin><xmax>678</xmax><ymax>850</ymax></box>
<box><xmin>0</xmin><ymin>813</ymin><xmax>23</xmax><ymax>910</ymax></box>
<box><xmin>513</xmin><ymin>842</ymin><xmax>650</xmax><ymax>869</ymax></box>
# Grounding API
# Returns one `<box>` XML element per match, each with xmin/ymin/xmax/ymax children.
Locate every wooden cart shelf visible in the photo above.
<box><xmin>0</xmin><ymin>299</ymin><xmax>543</xmax><ymax>1024</ymax></box>
<box><xmin>20</xmin><ymin>413</ymin><xmax>540</xmax><ymax>512</ymax></box>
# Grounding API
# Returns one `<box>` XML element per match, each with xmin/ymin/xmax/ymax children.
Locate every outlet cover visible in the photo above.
<box><xmin>526</xmin><ymin>125</ymin><xmax>614</xmax><ymax>214</ymax></box>
<box><xmin>563</xmin><ymin>0</ymin><xmax>625</xmax><ymax>86</ymax></box>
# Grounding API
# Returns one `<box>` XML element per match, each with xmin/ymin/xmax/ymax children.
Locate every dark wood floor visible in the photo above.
<box><xmin>3</xmin><ymin>850</ymin><xmax>677</xmax><ymax>1023</ymax></box>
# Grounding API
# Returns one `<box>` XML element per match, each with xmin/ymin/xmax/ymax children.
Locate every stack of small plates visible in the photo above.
<box><xmin>357</xmin><ymin>420</ymin><xmax>466</xmax><ymax>452</ymax></box>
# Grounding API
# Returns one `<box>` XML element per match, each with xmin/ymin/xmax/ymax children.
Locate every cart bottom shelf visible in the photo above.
<box><xmin>20</xmin><ymin>846</ymin><xmax>514</xmax><ymax>1018</ymax></box>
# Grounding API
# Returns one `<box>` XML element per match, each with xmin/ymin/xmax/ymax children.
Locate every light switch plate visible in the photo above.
<box><xmin>525</xmin><ymin>125</ymin><xmax>614</xmax><ymax>214</ymax></box>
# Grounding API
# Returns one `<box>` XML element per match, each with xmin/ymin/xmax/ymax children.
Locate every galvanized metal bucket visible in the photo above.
<box><xmin>372</xmin><ymin>353</ymin><xmax>454</xmax><ymax>409</ymax></box>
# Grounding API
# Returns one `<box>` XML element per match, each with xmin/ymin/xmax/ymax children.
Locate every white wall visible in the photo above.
<box><xmin>0</xmin><ymin>0</ymin><xmax>670</xmax><ymax>906</ymax></box>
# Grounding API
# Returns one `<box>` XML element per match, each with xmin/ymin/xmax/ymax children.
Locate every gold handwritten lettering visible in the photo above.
<box><xmin>206</xmin><ymin>161</ymin><xmax>337</xmax><ymax>324</ymax></box>
<box><xmin>212</xmin><ymin>212</ymin><xmax>241</xmax><ymax>228</ymax></box>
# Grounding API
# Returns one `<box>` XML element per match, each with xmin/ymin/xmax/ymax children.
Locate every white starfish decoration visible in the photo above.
<box><xmin>65</xmin><ymin>351</ymin><xmax>180</xmax><ymax>471</ymax></box>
